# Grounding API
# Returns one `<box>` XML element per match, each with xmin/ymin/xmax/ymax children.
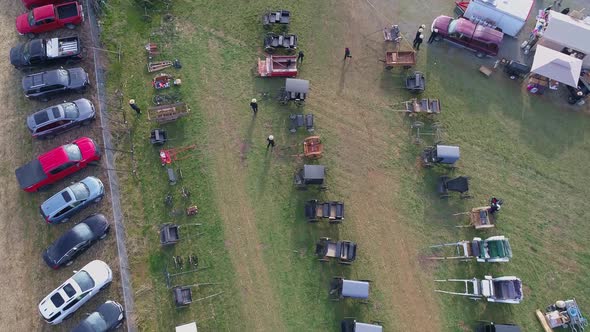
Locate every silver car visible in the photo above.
<box><xmin>40</xmin><ymin>176</ymin><xmax>104</xmax><ymax>224</ymax></box>
<box><xmin>27</xmin><ymin>98</ymin><xmax>95</xmax><ymax>139</ymax></box>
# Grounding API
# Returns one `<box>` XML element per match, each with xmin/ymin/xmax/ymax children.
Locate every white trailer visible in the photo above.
<box><xmin>464</xmin><ymin>0</ymin><xmax>534</xmax><ymax>37</ymax></box>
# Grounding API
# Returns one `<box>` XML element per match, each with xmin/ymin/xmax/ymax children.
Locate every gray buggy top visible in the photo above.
<box><xmin>341</xmin><ymin>319</ymin><xmax>383</xmax><ymax>332</ymax></box>
<box><xmin>341</xmin><ymin>279</ymin><xmax>370</xmax><ymax>299</ymax></box>
<box><xmin>435</xmin><ymin>145</ymin><xmax>460</xmax><ymax>164</ymax></box>
<box><xmin>284</xmin><ymin>78</ymin><xmax>309</xmax><ymax>101</ymax></box>
<box><xmin>294</xmin><ymin>164</ymin><xmax>325</xmax><ymax>186</ymax></box>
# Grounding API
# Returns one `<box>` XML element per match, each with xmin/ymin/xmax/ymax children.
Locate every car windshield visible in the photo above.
<box><xmin>50</xmin><ymin>292</ymin><xmax>65</xmax><ymax>307</ymax></box>
<box><xmin>28</xmin><ymin>12</ymin><xmax>35</xmax><ymax>26</ymax></box>
<box><xmin>64</xmin><ymin>143</ymin><xmax>82</xmax><ymax>161</ymax></box>
<box><xmin>72</xmin><ymin>271</ymin><xmax>95</xmax><ymax>292</ymax></box>
<box><xmin>63</xmin><ymin>103</ymin><xmax>80</xmax><ymax>119</ymax></box>
<box><xmin>22</xmin><ymin>43</ymin><xmax>31</xmax><ymax>62</ymax></box>
<box><xmin>69</xmin><ymin>182</ymin><xmax>90</xmax><ymax>200</ymax></box>
<box><xmin>448</xmin><ymin>19</ymin><xmax>458</xmax><ymax>34</ymax></box>
<box><xmin>81</xmin><ymin>312</ymin><xmax>108</xmax><ymax>331</ymax></box>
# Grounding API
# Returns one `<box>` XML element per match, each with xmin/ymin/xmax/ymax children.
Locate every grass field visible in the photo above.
<box><xmin>100</xmin><ymin>0</ymin><xmax>590</xmax><ymax>331</ymax></box>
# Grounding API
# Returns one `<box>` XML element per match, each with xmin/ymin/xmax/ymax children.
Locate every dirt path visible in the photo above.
<box><xmin>193</xmin><ymin>38</ymin><xmax>286</xmax><ymax>332</ymax></box>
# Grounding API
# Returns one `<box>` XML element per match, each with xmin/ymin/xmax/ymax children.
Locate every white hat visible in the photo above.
<box><xmin>420</xmin><ymin>34</ymin><xmax>424</xmax><ymax>39</ymax></box>
<box><xmin>252</xmin><ymin>98</ymin><xmax>257</xmax><ymax>103</ymax></box>
<box><xmin>421</xmin><ymin>24</ymin><xmax>426</xmax><ymax>29</ymax></box>
<box><xmin>268</xmin><ymin>135</ymin><xmax>274</xmax><ymax>140</ymax></box>
<box><xmin>418</xmin><ymin>28</ymin><xmax>424</xmax><ymax>32</ymax></box>
<box><xmin>129</xmin><ymin>99</ymin><xmax>135</xmax><ymax>104</ymax></box>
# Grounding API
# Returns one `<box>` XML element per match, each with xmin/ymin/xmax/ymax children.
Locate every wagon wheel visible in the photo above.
<box><xmin>295</xmin><ymin>100</ymin><xmax>305</xmax><ymax>107</ymax></box>
<box><xmin>411</xmin><ymin>121</ymin><xmax>425</xmax><ymax>129</ymax></box>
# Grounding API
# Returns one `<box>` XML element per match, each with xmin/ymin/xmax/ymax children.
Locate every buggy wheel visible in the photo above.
<box><xmin>265</xmin><ymin>47</ymin><xmax>275</xmax><ymax>54</ymax></box>
<box><xmin>295</xmin><ymin>100</ymin><xmax>305</xmax><ymax>107</ymax></box>
<box><xmin>440</xmin><ymin>194</ymin><xmax>450</xmax><ymax>199</ymax></box>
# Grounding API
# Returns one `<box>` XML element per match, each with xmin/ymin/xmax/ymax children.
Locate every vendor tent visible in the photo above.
<box><xmin>540</xmin><ymin>11</ymin><xmax>590</xmax><ymax>67</ymax></box>
<box><xmin>531</xmin><ymin>45</ymin><xmax>582</xmax><ymax>87</ymax></box>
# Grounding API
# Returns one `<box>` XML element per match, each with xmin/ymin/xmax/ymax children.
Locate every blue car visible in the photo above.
<box><xmin>40</xmin><ymin>176</ymin><xmax>104</xmax><ymax>224</ymax></box>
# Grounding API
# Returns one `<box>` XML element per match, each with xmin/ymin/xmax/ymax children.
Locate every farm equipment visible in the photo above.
<box><xmin>428</xmin><ymin>236</ymin><xmax>512</xmax><ymax>263</ymax></box>
<box><xmin>476</xmin><ymin>322</ymin><xmax>521</xmax><ymax>332</ymax></box>
<box><xmin>148</xmin><ymin>102</ymin><xmax>190</xmax><ymax>124</ymax></box>
<box><xmin>422</xmin><ymin>144</ymin><xmax>459</xmax><ymax>167</ymax></box>
<box><xmin>316</xmin><ymin>238</ymin><xmax>357</xmax><ymax>265</ymax></box>
<box><xmin>435</xmin><ymin>275</ymin><xmax>523</xmax><ymax>304</ymax></box>
<box><xmin>289</xmin><ymin>114</ymin><xmax>314</xmax><ymax>132</ymax></box>
<box><xmin>159</xmin><ymin>145</ymin><xmax>197</xmax><ymax>165</ymax></box>
<box><xmin>262</xmin><ymin>9</ymin><xmax>290</xmax><ymax>28</ymax></box>
<box><xmin>304</xmin><ymin>200</ymin><xmax>344</xmax><ymax>223</ymax></box>
<box><xmin>303</xmin><ymin>136</ymin><xmax>323</xmax><ymax>159</ymax></box>
<box><xmin>172</xmin><ymin>284</ymin><xmax>223</xmax><ymax>308</ymax></box>
<box><xmin>455</xmin><ymin>198</ymin><xmax>503</xmax><ymax>229</ymax></box>
<box><xmin>145</xmin><ymin>42</ymin><xmax>159</xmax><ymax>59</ymax></box>
<box><xmin>150</xmin><ymin>129</ymin><xmax>168</xmax><ymax>145</ymax></box>
<box><xmin>536</xmin><ymin>299</ymin><xmax>587</xmax><ymax>332</ymax></box>
<box><xmin>438</xmin><ymin>175</ymin><xmax>471</xmax><ymax>199</ymax></box>
<box><xmin>159</xmin><ymin>223</ymin><xmax>201</xmax><ymax>246</ymax></box>
<box><xmin>384</xmin><ymin>51</ymin><xmax>416</xmax><ymax>69</ymax></box>
<box><xmin>279</xmin><ymin>78</ymin><xmax>309</xmax><ymax>105</ymax></box>
<box><xmin>405</xmin><ymin>71</ymin><xmax>425</xmax><ymax>93</ymax></box>
<box><xmin>148</xmin><ymin>60</ymin><xmax>173</xmax><ymax>73</ymax></box>
<box><xmin>395</xmin><ymin>98</ymin><xmax>441</xmax><ymax>116</ymax></box>
<box><xmin>329</xmin><ymin>277</ymin><xmax>371</xmax><ymax>301</ymax></box>
<box><xmin>341</xmin><ymin>319</ymin><xmax>383</xmax><ymax>332</ymax></box>
<box><xmin>264</xmin><ymin>32</ymin><xmax>298</xmax><ymax>53</ymax></box>
<box><xmin>383</xmin><ymin>24</ymin><xmax>401</xmax><ymax>42</ymax></box>
<box><xmin>411</xmin><ymin>121</ymin><xmax>443</xmax><ymax>145</ymax></box>
<box><xmin>294</xmin><ymin>165</ymin><xmax>326</xmax><ymax>189</ymax></box>
<box><xmin>152</xmin><ymin>73</ymin><xmax>181</xmax><ymax>90</ymax></box>
<box><xmin>258</xmin><ymin>54</ymin><xmax>298</xmax><ymax>77</ymax></box>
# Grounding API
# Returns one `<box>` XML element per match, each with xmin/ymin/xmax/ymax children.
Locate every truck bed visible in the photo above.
<box><xmin>56</xmin><ymin>2</ymin><xmax>79</xmax><ymax>19</ymax></box>
<box><xmin>15</xmin><ymin>159</ymin><xmax>47</xmax><ymax>190</ymax></box>
<box><xmin>46</xmin><ymin>37</ymin><xmax>80</xmax><ymax>58</ymax></box>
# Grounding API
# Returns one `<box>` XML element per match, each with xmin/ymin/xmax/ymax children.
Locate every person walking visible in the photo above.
<box><xmin>428</xmin><ymin>28</ymin><xmax>439</xmax><ymax>44</ymax></box>
<box><xmin>413</xmin><ymin>34</ymin><xmax>424</xmax><ymax>50</ymax></box>
<box><xmin>250</xmin><ymin>98</ymin><xmax>258</xmax><ymax>115</ymax></box>
<box><xmin>344</xmin><ymin>47</ymin><xmax>352</xmax><ymax>60</ymax></box>
<box><xmin>129</xmin><ymin>99</ymin><xmax>141</xmax><ymax>115</ymax></box>
<box><xmin>267</xmin><ymin>135</ymin><xmax>275</xmax><ymax>149</ymax></box>
<box><xmin>297</xmin><ymin>50</ymin><xmax>304</xmax><ymax>63</ymax></box>
<box><xmin>415</xmin><ymin>25</ymin><xmax>425</xmax><ymax>41</ymax></box>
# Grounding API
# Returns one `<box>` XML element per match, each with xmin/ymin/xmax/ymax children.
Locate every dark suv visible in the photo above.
<box><xmin>22</xmin><ymin>67</ymin><xmax>89</xmax><ymax>101</ymax></box>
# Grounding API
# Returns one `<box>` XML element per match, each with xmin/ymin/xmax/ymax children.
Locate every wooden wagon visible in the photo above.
<box><xmin>303</xmin><ymin>136</ymin><xmax>323</xmax><ymax>159</ymax></box>
<box><xmin>402</xmin><ymin>98</ymin><xmax>441</xmax><ymax>115</ymax></box>
<box><xmin>148</xmin><ymin>102</ymin><xmax>190</xmax><ymax>124</ymax></box>
<box><xmin>455</xmin><ymin>206</ymin><xmax>496</xmax><ymax>229</ymax></box>
<box><xmin>384</xmin><ymin>51</ymin><xmax>416</xmax><ymax>69</ymax></box>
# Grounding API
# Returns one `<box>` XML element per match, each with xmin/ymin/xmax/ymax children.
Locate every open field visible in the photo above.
<box><xmin>1</xmin><ymin>0</ymin><xmax>589</xmax><ymax>331</ymax></box>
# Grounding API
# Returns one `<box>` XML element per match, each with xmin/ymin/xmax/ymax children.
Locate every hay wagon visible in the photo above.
<box><xmin>148</xmin><ymin>102</ymin><xmax>190</xmax><ymax>124</ymax></box>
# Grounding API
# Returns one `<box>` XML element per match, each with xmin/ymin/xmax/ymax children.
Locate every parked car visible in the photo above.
<box><xmin>42</xmin><ymin>214</ymin><xmax>109</xmax><ymax>269</ymax></box>
<box><xmin>431</xmin><ymin>15</ymin><xmax>504</xmax><ymax>57</ymax></box>
<box><xmin>22</xmin><ymin>67</ymin><xmax>89</xmax><ymax>101</ymax></box>
<box><xmin>16</xmin><ymin>2</ymin><xmax>84</xmax><ymax>37</ymax></box>
<box><xmin>15</xmin><ymin>137</ymin><xmax>101</xmax><ymax>192</ymax></box>
<box><xmin>27</xmin><ymin>98</ymin><xmax>95</xmax><ymax>139</ymax></box>
<box><xmin>10</xmin><ymin>36</ymin><xmax>82</xmax><ymax>69</ymax></box>
<box><xmin>38</xmin><ymin>260</ymin><xmax>112</xmax><ymax>325</ymax></box>
<box><xmin>40</xmin><ymin>176</ymin><xmax>104</xmax><ymax>224</ymax></box>
<box><xmin>71</xmin><ymin>300</ymin><xmax>125</xmax><ymax>332</ymax></box>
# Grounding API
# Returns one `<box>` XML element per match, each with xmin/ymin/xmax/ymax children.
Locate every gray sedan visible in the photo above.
<box><xmin>27</xmin><ymin>98</ymin><xmax>95</xmax><ymax>139</ymax></box>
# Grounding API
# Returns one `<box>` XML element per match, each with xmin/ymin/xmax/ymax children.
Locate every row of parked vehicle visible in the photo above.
<box><xmin>10</xmin><ymin>0</ymin><xmax>125</xmax><ymax>330</ymax></box>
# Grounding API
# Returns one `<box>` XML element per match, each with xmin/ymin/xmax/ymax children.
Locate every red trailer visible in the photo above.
<box><xmin>258</xmin><ymin>54</ymin><xmax>297</xmax><ymax>78</ymax></box>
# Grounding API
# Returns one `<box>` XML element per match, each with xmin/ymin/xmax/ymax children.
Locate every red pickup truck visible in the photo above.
<box><xmin>16</xmin><ymin>1</ymin><xmax>83</xmax><ymax>37</ymax></box>
<box><xmin>15</xmin><ymin>137</ymin><xmax>100</xmax><ymax>192</ymax></box>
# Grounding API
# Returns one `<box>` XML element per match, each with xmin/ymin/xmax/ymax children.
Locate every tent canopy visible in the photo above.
<box><xmin>531</xmin><ymin>45</ymin><xmax>582</xmax><ymax>87</ymax></box>
<box><xmin>543</xmin><ymin>11</ymin><xmax>590</xmax><ymax>55</ymax></box>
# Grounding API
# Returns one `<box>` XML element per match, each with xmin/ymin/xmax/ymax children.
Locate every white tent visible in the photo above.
<box><xmin>531</xmin><ymin>45</ymin><xmax>582</xmax><ymax>87</ymax></box>
<box><xmin>176</xmin><ymin>322</ymin><xmax>198</xmax><ymax>332</ymax></box>
<box><xmin>542</xmin><ymin>11</ymin><xmax>590</xmax><ymax>55</ymax></box>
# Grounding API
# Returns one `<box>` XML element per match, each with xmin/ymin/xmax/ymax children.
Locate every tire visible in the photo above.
<box><xmin>475</xmin><ymin>51</ymin><xmax>485</xmax><ymax>58</ymax></box>
<box><xmin>65</xmin><ymin>259</ymin><xmax>74</xmax><ymax>266</ymax></box>
<box><xmin>65</xmin><ymin>23</ymin><xmax>76</xmax><ymax>30</ymax></box>
<box><xmin>98</xmin><ymin>230</ymin><xmax>108</xmax><ymax>240</ymax></box>
<box><xmin>43</xmin><ymin>134</ymin><xmax>55</xmax><ymax>140</ymax></box>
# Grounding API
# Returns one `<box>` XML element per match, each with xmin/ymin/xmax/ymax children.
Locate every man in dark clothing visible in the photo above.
<box><xmin>129</xmin><ymin>99</ymin><xmax>141</xmax><ymax>115</ymax></box>
<box><xmin>428</xmin><ymin>28</ymin><xmax>439</xmax><ymax>44</ymax></box>
<box><xmin>415</xmin><ymin>25</ymin><xmax>425</xmax><ymax>40</ymax></box>
<box><xmin>413</xmin><ymin>34</ymin><xmax>424</xmax><ymax>50</ymax></box>
<box><xmin>267</xmin><ymin>135</ymin><xmax>275</xmax><ymax>149</ymax></box>
<box><xmin>344</xmin><ymin>47</ymin><xmax>352</xmax><ymax>60</ymax></box>
<box><xmin>250</xmin><ymin>98</ymin><xmax>258</xmax><ymax>115</ymax></box>
<box><xmin>297</xmin><ymin>51</ymin><xmax>304</xmax><ymax>63</ymax></box>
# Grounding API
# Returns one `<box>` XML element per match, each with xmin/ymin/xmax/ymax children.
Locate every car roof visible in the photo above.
<box><xmin>48</xmin><ymin>223</ymin><xmax>93</xmax><ymax>258</ymax></box>
<box><xmin>41</xmin><ymin>186</ymin><xmax>75</xmax><ymax>213</ymax></box>
<box><xmin>23</xmin><ymin>69</ymin><xmax>68</xmax><ymax>89</ymax></box>
<box><xmin>33</xmin><ymin>106</ymin><xmax>63</xmax><ymax>125</ymax></box>
<box><xmin>39</xmin><ymin>280</ymin><xmax>82</xmax><ymax>318</ymax></box>
<box><xmin>38</xmin><ymin>143</ymin><xmax>78</xmax><ymax>173</ymax></box>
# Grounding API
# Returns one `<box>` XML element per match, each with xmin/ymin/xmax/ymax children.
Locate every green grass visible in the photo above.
<box><xmin>100</xmin><ymin>0</ymin><xmax>590</xmax><ymax>331</ymax></box>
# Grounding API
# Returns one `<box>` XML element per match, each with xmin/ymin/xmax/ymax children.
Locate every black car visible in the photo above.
<box><xmin>22</xmin><ymin>67</ymin><xmax>89</xmax><ymax>102</ymax></box>
<box><xmin>27</xmin><ymin>98</ymin><xmax>95</xmax><ymax>139</ymax></box>
<box><xmin>71</xmin><ymin>301</ymin><xmax>125</xmax><ymax>332</ymax></box>
<box><xmin>42</xmin><ymin>214</ymin><xmax>109</xmax><ymax>269</ymax></box>
<box><xmin>10</xmin><ymin>36</ymin><xmax>82</xmax><ymax>70</ymax></box>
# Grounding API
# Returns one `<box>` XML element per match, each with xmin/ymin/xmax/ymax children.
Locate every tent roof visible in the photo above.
<box><xmin>543</xmin><ymin>10</ymin><xmax>590</xmax><ymax>54</ymax></box>
<box><xmin>531</xmin><ymin>45</ymin><xmax>582</xmax><ymax>87</ymax></box>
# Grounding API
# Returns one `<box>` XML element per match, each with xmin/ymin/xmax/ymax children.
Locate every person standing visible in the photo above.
<box><xmin>297</xmin><ymin>50</ymin><xmax>305</xmax><ymax>63</ymax></box>
<box><xmin>267</xmin><ymin>135</ymin><xmax>275</xmax><ymax>149</ymax></box>
<box><xmin>129</xmin><ymin>99</ymin><xmax>141</xmax><ymax>115</ymax></box>
<box><xmin>415</xmin><ymin>25</ymin><xmax>425</xmax><ymax>41</ymax></box>
<box><xmin>344</xmin><ymin>47</ymin><xmax>352</xmax><ymax>60</ymax></box>
<box><xmin>250</xmin><ymin>98</ymin><xmax>258</xmax><ymax>115</ymax></box>
<box><xmin>413</xmin><ymin>34</ymin><xmax>424</xmax><ymax>50</ymax></box>
<box><xmin>428</xmin><ymin>28</ymin><xmax>439</xmax><ymax>44</ymax></box>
